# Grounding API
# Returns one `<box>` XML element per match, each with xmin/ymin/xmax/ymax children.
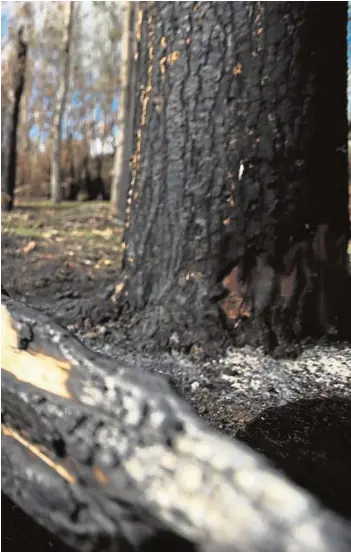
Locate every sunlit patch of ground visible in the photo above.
<box><xmin>2</xmin><ymin>200</ymin><xmax>123</xmax><ymax>261</ymax></box>
<box><xmin>1</xmin><ymin>200</ymin><xmax>123</xmax><ymax>326</ymax></box>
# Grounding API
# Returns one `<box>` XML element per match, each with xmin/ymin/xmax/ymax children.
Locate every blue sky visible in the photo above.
<box><xmin>1</xmin><ymin>10</ymin><xmax>9</xmax><ymax>37</ymax></box>
<box><xmin>2</xmin><ymin>7</ymin><xmax>119</xmax><ymax>152</ymax></box>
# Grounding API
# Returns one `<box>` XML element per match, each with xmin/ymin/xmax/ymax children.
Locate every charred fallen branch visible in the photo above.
<box><xmin>1</xmin><ymin>294</ymin><xmax>351</xmax><ymax>552</ymax></box>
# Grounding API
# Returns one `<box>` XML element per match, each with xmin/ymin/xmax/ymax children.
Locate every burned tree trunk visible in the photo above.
<box><xmin>114</xmin><ymin>2</ymin><xmax>351</xmax><ymax>356</ymax></box>
<box><xmin>2</xmin><ymin>27</ymin><xmax>27</xmax><ymax>212</ymax></box>
<box><xmin>113</xmin><ymin>2</ymin><xmax>244</xmax><ymax>353</ymax></box>
<box><xmin>2</xmin><ymin>292</ymin><xmax>351</xmax><ymax>552</ymax></box>
<box><xmin>218</xmin><ymin>3</ymin><xmax>351</xmax><ymax>354</ymax></box>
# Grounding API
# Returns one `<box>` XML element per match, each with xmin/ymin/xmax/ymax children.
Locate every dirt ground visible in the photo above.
<box><xmin>1</xmin><ymin>198</ymin><xmax>350</xmax><ymax>431</ymax></box>
<box><xmin>2</xmin><ymin>200</ymin><xmax>351</xmax><ymax>426</ymax></box>
<box><xmin>1</xmin><ymin>201</ymin><xmax>123</xmax><ymax>331</ymax></box>
<box><xmin>0</xmin><ymin>199</ymin><xmax>249</xmax><ymax>345</ymax></box>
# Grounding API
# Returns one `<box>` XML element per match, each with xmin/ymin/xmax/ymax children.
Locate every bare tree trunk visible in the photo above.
<box><xmin>19</xmin><ymin>79</ymin><xmax>32</xmax><ymax>199</ymax></box>
<box><xmin>50</xmin><ymin>2</ymin><xmax>74</xmax><ymax>204</ymax></box>
<box><xmin>111</xmin><ymin>1</ymin><xmax>137</xmax><ymax>216</ymax></box>
<box><xmin>1</xmin><ymin>27</ymin><xmax>27</xmax><ymax>211</ymax></box>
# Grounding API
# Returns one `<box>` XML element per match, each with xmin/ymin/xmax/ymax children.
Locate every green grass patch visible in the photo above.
<box><xmin>14</xmin><ymin>200</ymin><xmax>109</xmax><ymax>210</ymax></box>
<box><xmin>2</xmin><ymin>226</ymin><xmax>42</xmax><ymax>238</ymax></box>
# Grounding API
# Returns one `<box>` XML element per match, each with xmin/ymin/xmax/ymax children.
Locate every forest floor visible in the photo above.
<box><xmin>2</xmin><ymin>200</ymin><xmax>351</xmax><ymax>535</ymax></box>
<box><xmin>2</xmin><ymin>200</ymin><xmax>351</xmax><ymax>432</ymax></box>
<box><xmin>1</xmin><ymin>200</ymin><xmax>123</xmax><ymax>327</ymax></box>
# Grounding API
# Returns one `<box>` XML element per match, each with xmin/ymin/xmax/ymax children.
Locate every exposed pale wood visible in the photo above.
<box><xmin>1</xmin><ymin>305</ymin><xmax>72</xmax><ymax>398</ymax></box>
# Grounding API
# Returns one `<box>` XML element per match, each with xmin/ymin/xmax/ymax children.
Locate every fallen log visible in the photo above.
<box><xmin>2</xmin><ymin>293</ymin><xmax>351</xmax><ymax>552</ymax></box>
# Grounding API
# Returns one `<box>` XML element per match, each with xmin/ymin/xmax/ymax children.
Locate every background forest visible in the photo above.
<box><xmin>1</xmin><ymin>1</ymin><xmax>123</xmax><ymax>203</ymax></box>
<box><xmin>1</xmin><ymin>2</ymin><xmax>351</xmax><ymax>205</ymax></box>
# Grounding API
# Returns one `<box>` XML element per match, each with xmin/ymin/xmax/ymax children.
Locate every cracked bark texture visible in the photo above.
<box><xmin>114</xmin><ymin>1</ymin><xmax>351</xmax><ymax>355</ymax></box>
<box><xmin>217</xmin><ymin>2</ymin><xmax>351</xmax><ymax>353</ymax></box>
<box><xmin>2</xmin><ymin>294</ymin><xmax>351</xmax><ymax>552</ymax></box>
<box><xmin>114</xmin><ymin>1</ymin><xmax>239</xmax><ymax>353</ymax></box>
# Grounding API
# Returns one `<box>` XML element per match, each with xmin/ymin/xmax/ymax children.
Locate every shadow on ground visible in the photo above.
<box><xmin>236</xmin><ymin>396</ymin><xmax>351</xmax><ymax>520</ymax></box>
<box><xmin>2</xmin><ymin>494</ymin><xmax>75</xmax><ymax>552</ymax></box>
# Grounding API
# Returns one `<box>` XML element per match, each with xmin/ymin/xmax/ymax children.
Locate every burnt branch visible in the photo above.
<box><xmin>1</xmin><ymin>294</ymin><xmax>351</xmax><ymax>552</ymax></box>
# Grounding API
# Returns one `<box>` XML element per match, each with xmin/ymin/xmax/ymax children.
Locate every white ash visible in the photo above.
<box><xmin>78</xmin><ymin>332</ymin><xmax>351</xmax><ymax>435</ymax></box>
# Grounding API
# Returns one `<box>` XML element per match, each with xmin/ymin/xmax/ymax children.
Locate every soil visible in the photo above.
<box><xmin>2</xmin><ymin>494</ymin><xmax>76</xmax><ymax>552</ymax></box>
<box><xmin>1</xmin><ymin>201</ymin><xmax>122</xmax><ymax>328</ymax></box>
<box><xmin>2</xmin><ymin>200</ymin><xmax>351</xmax><ymax>548</ymax></box>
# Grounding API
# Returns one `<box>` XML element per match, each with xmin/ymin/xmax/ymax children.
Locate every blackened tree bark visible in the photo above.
<box><xmin>113</xmin><ymin>2</ymin><xmax>239</xmax><ymax>354</ymax></box>
<box><xmin>2</xmin><ymin>27</ymin><xmax>27</xmax><ymax>212</ymax></box>
<box><xmin>219</xmin><ymin>2</ymin><xmax>351</xmax><ymax>354</ymax></box>
<box><xmin>114</xmin><ymin>2</ymin><xmax>351</xmax><ymax>355</ymax></box>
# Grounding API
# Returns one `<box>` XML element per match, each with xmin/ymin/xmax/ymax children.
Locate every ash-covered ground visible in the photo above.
<box><xmin>78</xmin><ymin>333</ymin><xmax>351</xmax><ymax>436</ymax></box>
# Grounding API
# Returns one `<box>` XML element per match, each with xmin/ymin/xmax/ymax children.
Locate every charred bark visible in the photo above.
<box><xmin>2</xmin><ymin>27</ymin><xmax>27</xmax><ymax>212</ymax></box>
<box><xmin>113</xmin><ymin>2</ymin><xmax>351</xmax><ymax>356</ymax></box>
<box><xmin>217</xmin><ymin>3</ymin><xmax>351</xmax><ymax>354</ymax></box>
<box><xmin>2</xmin><ymin>293</ymin><xmax>351</xmax><ymax>552</ymax></box>
<box><xmin>113</xmin><ymin>2</ymin><xmax>244</xmax><ymax>353</ymax></box>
